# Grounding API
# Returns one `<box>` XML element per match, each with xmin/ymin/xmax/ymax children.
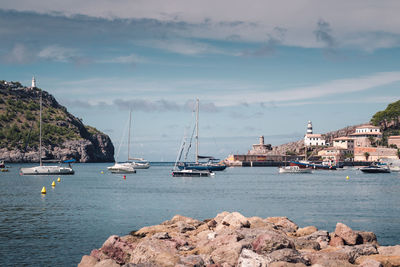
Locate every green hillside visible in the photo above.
<box><xmin>0</xmin><ymin>82</ymin><xmax>104</xmax><ymax>152</ymax></box>
<box><xmin>371</xmin><ymin>100</ymin><xmax>400</xmax><ymax>145</ymax></box>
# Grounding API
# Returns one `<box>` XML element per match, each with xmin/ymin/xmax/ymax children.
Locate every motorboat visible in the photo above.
<box><xmin>20</xmin><ymin>92</ymin><xmax>74</xmax><ymax>176</ymax></box>
<box><xmin>360</xmin><ymin>163</ymin><xmax>391</xmax><ymax>173</ymax></box>
<box><xmin>172</xmin><ymin>169</ymin><xmax>214</xmax><ymax>177</ymax></box>
<box><xmin>290</xmin><ymin>161</ymin><xmax>337</xmax><ymax>170</ymax></box>
<box><xmin>107</xmin><ymin>163</ymin><xmax>136</xmax><ymax>173</ymax></box>
<box><xmin>278</xmin><ymin>165</ymin><xmax>312</xmax><ymax>173</ymax></box>
<box><xmin>0</xmin><ymin>160</ymin><xmax>5</xmax><ymax>168</ymax></box>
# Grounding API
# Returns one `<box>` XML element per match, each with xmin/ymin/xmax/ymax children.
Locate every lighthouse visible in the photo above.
<box><xmin>31</xmin><ymin>76</ymin><xmax>36</xmax><ymax>88</ymax></box>
<box><xmin>306</xmin><ymin>121</ymin><xmax>313</xmax><ymax>134</ymax></box>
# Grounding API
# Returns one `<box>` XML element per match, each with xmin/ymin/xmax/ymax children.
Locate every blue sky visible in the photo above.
<box><xmin>1</xmin><ymin>0</ymin><xmax>400</xmax><ymax>161</ymax></box>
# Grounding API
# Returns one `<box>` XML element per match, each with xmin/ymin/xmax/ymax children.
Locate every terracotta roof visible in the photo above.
<box><xmin>356</xmin><ymin>124</ymin><xmax>380</xmax><ymax>129</ymax></box>
<box><xmin>350</xmin><ymin>132</ymin><xmax>382</xmax><ymax>136</ymax></box>
<box><xmin>333</xmin><ymin>137</ymin><xmax>354</xmax><ymax>141</ymax></box>
<box><xmin>305</xmin><ymin>134</ymin><xmax>323</xmax><ymax>138</ymax></box>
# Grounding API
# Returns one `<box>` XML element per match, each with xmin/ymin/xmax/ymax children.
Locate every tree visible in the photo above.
<box><xmin>364</xmin><ymin>152</ymin><xmax>370</xmax><ymax>161</ymax></box>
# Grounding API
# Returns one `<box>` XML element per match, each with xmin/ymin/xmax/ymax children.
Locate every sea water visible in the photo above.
<box><xmin>1</xmin><ymin>163</ymin><xmax>400</xmax><ymax>266</ymax></box>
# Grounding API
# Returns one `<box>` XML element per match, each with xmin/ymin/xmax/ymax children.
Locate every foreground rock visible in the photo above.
<box><xmin>79</xmin><ymin>212</ymin><xmax>400</xmax><ymax>267</ymax></box>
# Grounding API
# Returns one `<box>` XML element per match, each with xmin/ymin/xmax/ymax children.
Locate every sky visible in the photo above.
<box><xmin>1</xmin><ymin>0</ymin><xmax>400</xmax><ymax>161</ymax></box>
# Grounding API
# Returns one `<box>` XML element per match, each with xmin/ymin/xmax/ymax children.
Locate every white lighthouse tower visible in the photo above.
<box><xmin>306</xmin><ymin>120</ymin><xmax>313</xmax><ymax>134</ymax></box>
<box><xmin>31</xmin><ymin>76</ymin><xmax>36</xmax><ymax>88</ymax></box>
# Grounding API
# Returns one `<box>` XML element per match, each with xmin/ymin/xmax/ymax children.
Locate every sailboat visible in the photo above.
<box><xmin>177</xmin><ymin>98</ymin><xmax>226</xmax><ymax>171</ymax></box>
<box><xmin>172</xmin><ymin>127</ymin><xmax>214</xmax><ymax>177</ymax></box>
<box><xmin>108</xmin><ymin>111</ymin><xmax>149</xmax><ymax>173</ymax></box>
<box><xmin>20</xmin><ymin>91</ymin><xmax>74</xmax><ymax>175</ymax></box>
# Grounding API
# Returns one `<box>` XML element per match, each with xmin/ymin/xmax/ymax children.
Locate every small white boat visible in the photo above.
<box><xmin>379</xmin><ymin>158</ymin><xmax>400</xmax><ymax>172</ymax></box>
<box><xmin>20</xmin><ymin>165</ymin><xmax>74</xmax><ymax>175</ymax></box>
<box><xmin>172</xmin><ymin>169</ymin><xmax>214</xmax><ymax>177</ymax></box>
<box><xmin>107</xmin><ymin>163</ymin><xmax>136</xmax><ymax>173</ymax></box>
<box><xmin>128</xmin><ymin>159</ymin><xmax>150</xmax><ymax>169</ymax></box>
<box><xmin>279</xmin><ymin>166</ymin><xmax>312</xmax><ymax>173</ymax></box>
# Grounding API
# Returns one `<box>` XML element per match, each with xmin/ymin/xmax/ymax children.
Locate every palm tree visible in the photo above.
<box><xmin>364</xmin><ymin>152</ymin><xmax>370</xmax><ymax>161</ymax></box>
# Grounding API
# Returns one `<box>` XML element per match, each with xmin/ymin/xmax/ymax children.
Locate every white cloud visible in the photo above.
<box><xmin>38</xmin><ymin>45</ymin><xmax>79</xmax><ymax>62</ymax></box>
<box><xmin>210</xmin><ymin>71</ymin><xmax>400</xmax><ymax>106</ymax></box>
<box><xmin>2</xmin><ymin>0</ymin><xmax>400</xmax><ymax>50</ymax></box>
<box><xmin>2</xmin><ymin>43</ymin><xmax>33</xmax><ymax>64</ymax></box>
<box><xmin>98</xmin><ymin>53</ymin><xmax>147</xmax><ymax>64</ymax></box>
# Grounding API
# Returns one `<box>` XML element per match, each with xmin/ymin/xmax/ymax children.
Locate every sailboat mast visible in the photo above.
<box><xmin>39</xmin><ymin>91</ymin><xmax>42</xmax><ymax>166</ymax></box>
<box><xmin>195</xmin><ymin>98</ymin><xmax>199</xmax><ymax>164</ymax></box>
<box><xmin>128</xmin><ymin>110</ymin><xmax>131</xmax><ymax>161</ymax></box>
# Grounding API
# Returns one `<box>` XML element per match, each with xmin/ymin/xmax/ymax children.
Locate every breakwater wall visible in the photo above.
<box><xmin>79</xmin><ymin>211</ymin><xmax>400</xmax><ymax>267</ymax></box>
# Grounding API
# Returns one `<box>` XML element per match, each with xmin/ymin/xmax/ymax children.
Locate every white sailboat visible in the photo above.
<box><xmin>20</xmin><ymin>91</ymin><xmax>74</xmax><ymax>175</ymax></box>
<box><xmin>108</xmin><ymin>111</ymin><xmax>149</xmax><ymax>173</ymax></box>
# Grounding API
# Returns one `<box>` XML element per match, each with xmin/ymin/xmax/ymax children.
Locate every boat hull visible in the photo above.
<box><xmin>172</xmin><ymin>169</ymin><xmax>213</xmax><ymax>177</ymax></box>
<box><xmin>177</xmin><ymin>163</ymin><xmax>226</xmax><ymax>171</ymax></box>
<box><xmin>279</xmin><ymin>166</ymin><xmax>312</xmax><ymax>173</ymax></box>
<box><xmin>107</xmin><ymin>163</ymin><xmax>136</xmax><ymax>173</ymax></box>
<box><xmin>20</xmin><ymin>165</ymin><xmax>74</xmax><ymax>175</ymax></box>
<box><xmin>290</xmin><ymin>161</ymin><xmax>337</xmax><ymax>170</ymax></box>
<box><xmin>360</xmin><ymin>167</ymin><xmax>390</xmax><ymax>173</ymax></box>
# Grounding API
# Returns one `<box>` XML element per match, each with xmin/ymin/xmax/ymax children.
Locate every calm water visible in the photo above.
<box><xmin>1</xmin><ymin>163</ymin><xmax>400</xmax><ymax>266</ymax></box>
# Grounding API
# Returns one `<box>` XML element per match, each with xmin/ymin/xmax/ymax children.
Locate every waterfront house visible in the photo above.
<box><xmin>350</xmin><ymin>124</ymin><xmax>382</xmax><ymax>147</ymax></box>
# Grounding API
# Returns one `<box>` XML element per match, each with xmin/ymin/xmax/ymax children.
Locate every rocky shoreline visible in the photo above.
<box><xmin>79</xmin><ymin>212</ymin><xmax>400</xmax><ymax>267</ymax></box>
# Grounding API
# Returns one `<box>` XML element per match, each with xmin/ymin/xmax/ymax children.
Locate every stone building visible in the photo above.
<box><xmin>354</xmin><ymin>147</ymin><xmax>398</xmax><ymax>161</ymax></box>
<box><xmin>388</xmin><ymin>136</ymin><xmax>400</xmax><ymax>148</ymax></box>
<box><xmin>350</xmin><ymin>124</ymin><xmax>382</xmax><ymax>147</ymax></box>
<box><xmin>248</xmin><ymin>136</ymin><xmax>272</xmax><ymax>155</ymax></box>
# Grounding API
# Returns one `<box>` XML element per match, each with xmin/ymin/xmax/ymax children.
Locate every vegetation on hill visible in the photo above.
<box><xmin>0</xmin><ymin>83</ymin><xmax>105</xmax><ymax>152</ymax></box>
<box><xmin>371</xmin><ymin>100</ymin><xmax>400</xmax><ymax>145</ymax></box>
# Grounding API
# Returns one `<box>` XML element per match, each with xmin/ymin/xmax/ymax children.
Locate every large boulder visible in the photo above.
<box><xmin>266</xmin><ymin>217</ymin><xmax>299</xmax><ymax>233</ymax></box>
<box><xmin>252</xmin><ymin>230</ymin><xmax>295</xmax><ymax>254</ymax></box>
<box><xmin>215</xmin><ymin>212</ymin><xmax>250</xmax><ymax>231</ymax></box>
<box><xmin>378</xmin><ymin>245</ymin><xmax>400</xmax><ymax>256</ymax></box>
<box><xmin>335</xmin><ymin>223</ymin><xmax>362</xmax><ymax>245</ymax></box>
<box><xmin>295</xmin><ymin>226</ymin><xmax>318</xmax><ymax>237</ymax></box>
<box><xmin>237</xmin><ymin>249</ymin><xmax>269</xmax><ymax>267</ymax></box>
<box><xmin>355</xmin><ymin>255</ymin><xmax>400</xmax><ymax>267</ymax></box>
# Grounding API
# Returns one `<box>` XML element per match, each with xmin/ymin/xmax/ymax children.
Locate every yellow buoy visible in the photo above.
<box><xmin>57</xmin><ymin>177</ymin><xmax>61</xmax><ymax>182</ymax></box>
<box><xmin>51</xmin><ymin>181</ymin><xmax>56</xmax><ymax>187</ymax></box>
<box><xmin>41</xmin><ymin>186</ymin><xmax>47</xmax><ymax>194</ymax></box>
<box><xmin>346</xmin><ymin>176</ymin><xmax>349</xmax><ymax>180</ymax></box>
<box><xmin>101</xmin><ymin>171</ymin><xmax>104</xmax><ymax>174</ymax></box>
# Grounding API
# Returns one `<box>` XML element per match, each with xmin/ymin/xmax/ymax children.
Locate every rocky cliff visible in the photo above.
<box><xmin>79</xmin><ymin>211</ymin><xmax>399</xmax><ymax>267</ymax></box>
<box><xmin>0</xmin><ymin>81</ymin><xmax>114</xmax><ymax>162</ymax></box>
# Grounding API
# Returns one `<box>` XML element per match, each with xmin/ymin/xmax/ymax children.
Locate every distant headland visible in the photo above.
<box><xmin>0</xmin><ymin>79</ymin><xmax>114</xmax><ymax>163</ymax></box>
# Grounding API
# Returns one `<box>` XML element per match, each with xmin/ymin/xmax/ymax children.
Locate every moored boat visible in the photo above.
<box><xmin>360</xmin><ymin>163</ymin><xmax>391</xmax><ymax>173</ymax></box>
<box><xmin>172</xmin><ymin>169</ymin><xmax>214</xmax><ymax>177</ymax></box>
<box><xmin>278</xmin><ymin>165</ymin><xmax>312</xmax><ymax>173</ymax></box>
<box><xmin>290</xmin><ymin>161</ymin><xmax>337</xmax><ymax>170</ymax></box>
<box><xmin>107</xmin><ymin>163</ymin><xmax>136</xmax><ymax>173</ymax></box>
<box><xmin>20</xmin><ymin>91</ymin><xmax>74</xmax><ymax>176</ymax></box>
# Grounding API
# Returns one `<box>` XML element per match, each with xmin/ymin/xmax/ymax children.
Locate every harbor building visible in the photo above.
<box><xmin>332</xmin><ymin>137</ymin><xmax>354</xmax><ymax>150</ymax></box>
<box><xmin>354</xmin><ymin>147</ymin><xmax>398</xmax><ymax>161</ymax></box>
<box><xmin>388</xmin><ymin>136</ymin><xmax>400</xmax><ymax>148</ymax></box>
<box><xmin>350</xmin><ymin>124</ymin><xmax>382</xmax><ymax>147</ymax></box>
<box><xmin>304</xmin><ymin>121</ymin><xmax>326</xmax><ymax>147</ymax></box>
<box><xmin>318</xmin><ymin>147</ymin><xmax>349</xmax><ymax>162</ymax></box>
<box><xmin>248</xmin><ymin>136</ymin><xmax>272</xmax><ymax>155</ymax></box>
